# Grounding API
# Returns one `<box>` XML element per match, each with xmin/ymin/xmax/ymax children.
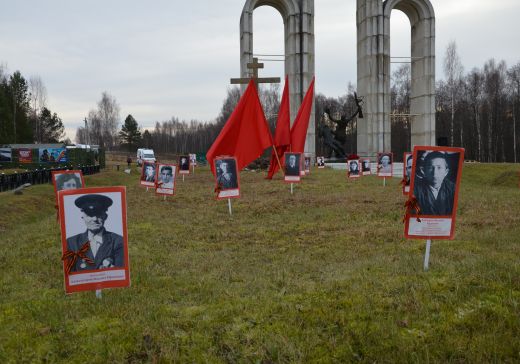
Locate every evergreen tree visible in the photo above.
<box><xmin>39</xmin><ymin>107</ymin><xmax>64</xmax><ymax>142</ymax></box>
<box><xmin>119</xmin><ymin>114</ymin><xmax>142</xmax><ymax>151</ymax></box>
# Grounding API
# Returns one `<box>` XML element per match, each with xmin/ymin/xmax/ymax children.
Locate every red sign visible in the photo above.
<box><xmin>19</xmin><ymin>149</ymin><xmax>32</xmax><ymax>163</ymax></box>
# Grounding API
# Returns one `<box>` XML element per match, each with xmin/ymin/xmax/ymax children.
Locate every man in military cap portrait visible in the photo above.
<box><xmin>66</xmin><ymin>194</ymin><xmax>125</xmax><ymax>272</ymax></box>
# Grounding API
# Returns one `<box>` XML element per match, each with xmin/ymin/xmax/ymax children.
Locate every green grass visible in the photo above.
<box><xmin>0</xmin><ymin>163</ymin><xmax>519</xmax><ymax>363</ymax></box>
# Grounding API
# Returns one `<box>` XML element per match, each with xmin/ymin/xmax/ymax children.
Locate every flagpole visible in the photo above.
<box><xmin>272</xmin><ymin>145</ymin><xmax>283</xmax><ymax>171</ymax></box>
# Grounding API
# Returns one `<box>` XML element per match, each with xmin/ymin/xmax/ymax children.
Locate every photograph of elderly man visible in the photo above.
<box><xmin>66</xmin><ymin>194</ymin><xmax>125</xmax><ymax>272</ymax></box>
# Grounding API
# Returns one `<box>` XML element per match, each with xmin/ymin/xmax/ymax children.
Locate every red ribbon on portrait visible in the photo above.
<box><xmin>61</xmin><ymin>241</ymin><xmax>94</xmax><ymax>273</ymax></box>
<box><xmin>403</xmin><ymin>196</ymin><xmax>421</xmax><ymax>223</ymax></box>
<box><xmin>214</xmin><ymin>182</ymin><xmax>223</xmax><ymax>196</ymax></box>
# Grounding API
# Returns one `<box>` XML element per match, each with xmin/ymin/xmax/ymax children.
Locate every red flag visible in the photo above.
<box><xmin>266</xmin><ymin>75</ymin><xmax>291</xmax><ymax>179</ymax></box>
<box><xmin>206</xmin><ymin>79</ymin><xmax>274</xmax><ymax>176</ymax></box>
<box><xmin>291</xmin><ymin>77</ymin><xmax>315</xmax><ymax>153</ymax></box>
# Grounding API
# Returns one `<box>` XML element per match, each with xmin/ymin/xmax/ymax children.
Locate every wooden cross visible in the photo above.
<box><xmin>230</xmin><ymin>57</ymin><xmax>280</xmax><ymax>90</ymax></box>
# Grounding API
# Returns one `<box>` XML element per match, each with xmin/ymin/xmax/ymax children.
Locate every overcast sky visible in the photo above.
<box><xmin>1</xmin><ymin>0</ymin><xmax>519</xmax><ymax>140</ymax></box>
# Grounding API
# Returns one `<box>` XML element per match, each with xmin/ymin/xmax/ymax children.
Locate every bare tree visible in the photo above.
<box><xmin>28</xmin><ymin>75</ymin><xmax>47</xmax><ymax>142</ymax></box>
<box><xmin>443</xmin><ymin>41</ymin><xmax>464</xmax><ymax>146</ymax></box>
<box><xmin>466</xmin><ymin>69</ymin><xmax>484</xmax><ymax>160</ymax></box>
<box><xmin>97</xmin><ymin>91</ymin><xmax>120</xmax><ymax>149</ymax></box>
<box><xmin>507</xmin><ymin>62</ymin><xmax>520</xmax><ymax>163</ymax></box>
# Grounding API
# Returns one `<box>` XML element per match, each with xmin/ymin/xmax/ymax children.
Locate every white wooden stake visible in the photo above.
<box><xmin>95</xmin><ymin>289</ymin><xmax>102</xmax><ymax>299</ymax></box>
<box><xmin>290</xmin><ymin>183</ymin><xmax>294</xmax><ymax>194</ymax></box>
<box><xmin>228</xmin><ymin>198</ymin><xmax>232</xmax><ymax>215</ymax></box>
<box><xmin>183</xmin><ymin>174</ymin><xmax>185</xmax><ymax>182</ymax></box>
<box><xmin>383</xmin><ymin>177</ymin><xmax>386</xmax><ymax>187</ymax></box>
<box><xmin>163</xmin><ymin>195</ymin><xmax>166</xmax><ymax>201</ymax></box>
<box><xmin>424</xmin><ymin>239</ymin><xmax>432</xmax><ymax>271</ymax></box>
<box><xmin>146</xmin><ymin>187</ymin><xmax>149</xmax><ymax>192</ymax></box>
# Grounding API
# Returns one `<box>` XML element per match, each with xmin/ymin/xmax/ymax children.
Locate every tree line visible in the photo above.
<box><xmin>72</xmin><ymin>42</ymin><xmax>520</xmax><ymax>163</ymax></box>
<box><xmin>391</xmin><ymin>42</ymin><xmax>520</xmax><ymax>162</ymax></box>
<box><xmin>0</xmin><ymin>64</ymin><xmax>65</xmax><ymax>145</ymax></box>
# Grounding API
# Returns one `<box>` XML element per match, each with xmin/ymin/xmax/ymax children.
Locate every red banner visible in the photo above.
<box><xmin>18</xmin><ymin>149</ymin><xmax>33</xmax><ymax>163</ymax></box>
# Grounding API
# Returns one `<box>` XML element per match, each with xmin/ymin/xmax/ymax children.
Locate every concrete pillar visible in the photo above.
<box><xmin>357</xmin><ymin>0</ymin><xmax>436</xmax><ymax>158</ymax></box>
<box><xmin>240</xmin><ymin>0</ymin><xmax>315</xmax><ymax>156</ymax></box>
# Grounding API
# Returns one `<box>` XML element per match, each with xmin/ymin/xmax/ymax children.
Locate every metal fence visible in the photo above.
<box><xmin>0</xmin><ymin>165</ymin><xmax>101</xmax><ymax>193</ymax></box>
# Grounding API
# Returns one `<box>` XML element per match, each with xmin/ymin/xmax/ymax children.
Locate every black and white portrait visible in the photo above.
<box><xmin>156</xmin><ymin>164</ymin><xmax>176</xmax><ymax>195</ymax></box>
<box><xmin>141</xmin><ymin>162</ymin><xmax>156</xmax><ymax>183</ymax></box>
<box><xmin>285</xmin><ymin>153</ymin><xmax>301</xmax><ymax>177</ymax></box>
<box><xmin>216</xmin><ymin>158</ymin><xmax>238</xmax><ymax>190</ymax></box>
<box><xmin>413</xmin><ymin>150</ymin><xmax>461</xmax><ymax>215</ymax></box>
<box><xmin>304</xmin><ymin>156</ymin><xmax>311</xmax><ymax>173</ymax></box>
<box><xmin>378</xmin><ymin>153</ymin><xmax>393</xmax><ymax>176</ymax></box>
<box><xmin>55</xmin><ymin>172</ymin><xmax>83</xmax><ymax>191</ymax></box>
<box><xmin>189</xmin><ymin>153</ymin><xmax>197</xmax><ymax>166</ymax></box>
<box><xmin>317</xmin><ymin>156</ymin><xmax>325</xmax><ymax>168</ymax></box>
<box><xmin>179</xmin><ymin>155</ymin><xmax>190</xmax><ymax>172</ymax></box>
<box><xmin>63</xmin><ymin>193</ymin><xmax>125</xmax><ymax>272</ymax></box>
<box><xmin>348</xmin><ymin>160</ymin><xmax>360</xmax><ymax>177</ymax></box>
<box><xmin>404</xmin><ymin>153</ymin><xmax>413</xmax><ymax>187</ymax></box>
<box><xmin>362</xmin><ymin>159</ymin><xmax>371</xmax><ymax>175</ymax></box>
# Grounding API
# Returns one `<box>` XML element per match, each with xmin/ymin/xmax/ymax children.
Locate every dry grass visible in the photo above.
<box><xmin>0</xmin><ymin>162</ymin><xmax>519</xmax><ymax>363</ymax></box>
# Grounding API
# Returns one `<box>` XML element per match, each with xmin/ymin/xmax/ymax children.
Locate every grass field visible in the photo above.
<box><xmin>0</xmin><ymin>162</ymin><xmax>519</xmax><ymax>363</ymax></box>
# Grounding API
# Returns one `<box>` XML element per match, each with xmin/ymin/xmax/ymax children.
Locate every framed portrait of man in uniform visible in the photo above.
<box><xmin>58</xmin><ymin>186</ymin><xmax>130</xmax><ymax>294</ymax></box>
<box><xmin>284</xmin><ymin>152</ymin><xmax>301</xmax><ymax>182</ymax></box>
<box><xmin>179</xmin><ymin>155</ymin><xmax>190</xmax><ymax>174</ymax></box>
<box><xmin>404</xmin><ymin>146</ymin><xmax>465</xmax><ymax>240</ymax></box>
<box><xmin>317</xmin><ymin>156</ymin><xmax>325</xmax><ymax>168</ymax></box>
<box><xmin>361</xmin><ymin>159</ymin><xmax>371</xmax><ymax>175</ymax></box>
<box><xmin>215</xmin><ymin>156</ymin><xmax>240</xmax><ymax>199</ymax></box>
<box><xmin>377</xmin><ymin>152</ymin><xmax>393</xmax><ymax>177</ymax></box>
<box><xmin>52</xmin><ymin>170</ymin><xmax>85</xmax><ymax>202</ymax></box>
<box><xmin>140</xmin><ymin>162</ymin><xmax>156</xmax><ymax>187</ymax></box>
<box><xmin>155</xmin><ymin>164</ymin><xmax>176</xmax><ymax>196</ymax></box>
<box><xmin>403</xmin><ymin>152</ymin><xmax>413</xmax><ymax>195</ymax></box>
<box><xmin>347</xmin><ymin>159</ymin><xmax>361</xmax><ymax>179</ymax></box>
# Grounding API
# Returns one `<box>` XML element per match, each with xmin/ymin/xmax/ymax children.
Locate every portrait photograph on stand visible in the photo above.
<box><xmin>284</xmin><ymin>152</ymin><xmax>301</xmax><ymax>183</ymax></box>
<box><xmin>304</xmin><ymin>155</ymin><xmax>311</xmax><ymax>174</ymax></box>
<box><xmin>58</xmin><ymin>186</ymin><xmax>130</xmax><ymax>294</ymax></box>
<box><xmin>316</xmin><ymin>156</ymin><xmax>325</xmax><ymax>168</ymax></box>
<box><xmin>347</xmin><ymin>159</ymin><xmax>361</xmax><ymax>179</ymax></box>
<box><xmin>140</xmin><ymin>162</ymin><xmax>156</xmax><ymax>187</ymax></box>
<box><xmin>179</xmin><ymin>155</ymin><xmax>190</xmax><ymax>175</ymax></box>
<box><xmin>403</xmin><ymin>152</ymin><xmax>413</xmax><ymax>195</ymax></box>
<box><xmin>52</xmin><ymin>170</ymin><xmax>85</xmax><ymax>202</ymax></box>
<box><xmin>377</xmin><ymin>152</ymin><xmax>393</xmax><ymax>177</ymax></box>
<box><xmin>155</xmin><ymin>164</ymin><xmax>177</xmax><ymax>196</ymax></box>
<box><xmin>361</xmin><ymin>159</ymin><xmax>371</xmax><ymax>175</ymax></box>
<box><xmin>214</xmin><ymin>156</ymin><xmax>240</xmax><ymax>199</ymax></box>
<box><xmin>189</xmin><ymin>153</ymin><xmax>197</xmax><ymax>166</ymax></box>
<box><xmin>404</xmin><ymin>146</ymin><xmax>465</xmax><ymax>240</ymax></box>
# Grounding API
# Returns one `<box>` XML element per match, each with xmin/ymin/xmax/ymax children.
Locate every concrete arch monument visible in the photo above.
<box><xmin>357</xmin><ymin>0</ymin><xmax>436</xmax><ymax>157</ymax></box>
<box><xmin>239</xmin><ymin>0</ymin><xmax>315</xmax><ymax>154</ymax></box>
